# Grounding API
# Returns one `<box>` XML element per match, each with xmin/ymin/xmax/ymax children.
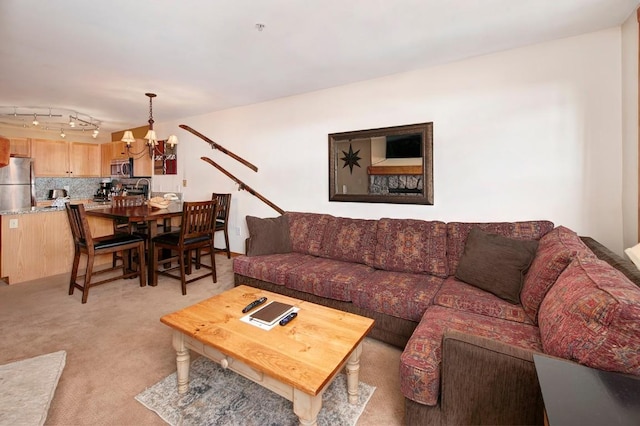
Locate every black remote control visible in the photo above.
<box><xmin>242</xmin><ymin>297</ymin><xmax>267</xmax><ymax>313</ymax></box>
<box><xmin>279</xmin><ymin>312</ymin><xmax>297</xmax><ymax>326</ymax></box>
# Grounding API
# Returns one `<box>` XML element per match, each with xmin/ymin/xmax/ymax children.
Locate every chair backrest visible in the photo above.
<box><xmin>65</xmin><ymin>203</ymin><xmax>95</xmax><ymax>251</ymax></box>
<box><xmin>112</xmin><ymin>195</ymin><xmax>145</xmax><ymax>208</ymax></box>
<box><xmin>212</xmin><ymin>193</ymin><xmax>231</xmax><ymax>222</ymax></box>
<box><xmin>179</xmin><ymin>200</ymin><xmax>218</xmax><ymax>243</ymax></box>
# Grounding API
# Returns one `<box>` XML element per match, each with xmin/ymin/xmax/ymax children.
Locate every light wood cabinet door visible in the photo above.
<box><xmin>100</xmin><ymin>143</ymin><xmax>112</xmax><ymax>177</ymax></box>
<box><xmin>70</xmin><ymin>142</ymin><xmax>100</xmax><ymax>177</ymax></box>
<box><xmin>31</xmin><ymin>139</ymin><xmax>101</xmax><ymax>177</ymax></box>
<box><xmin>32</xmin><ymin>139</ymin><xmax>70</xmax><ymax>176</ymax></box>
<box><xmin>9</xmin><ymin>137</ymin><xmax>31</xmax><ymax>157</ymax></box>
<box><xmin>133</xmin><ymin>138</ymin><xmax>153</xmax><ymax>176</ymax></box>
<box><xmin>112</xmin><ymin>141</ymin><xmax>128</xmax><ymax>160</ymax></box>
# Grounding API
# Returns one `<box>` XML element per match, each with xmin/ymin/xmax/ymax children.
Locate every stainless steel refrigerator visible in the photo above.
<box><xmin>0</xmin><ymin>157</ymin><xmax>35</xmax><ymax>211</ymax></box>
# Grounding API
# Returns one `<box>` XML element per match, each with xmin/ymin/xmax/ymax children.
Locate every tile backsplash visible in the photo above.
<box><xmin>35</xmin><ymin>177</ymin><xmax>104</xmax><ymax>200</ymax></box>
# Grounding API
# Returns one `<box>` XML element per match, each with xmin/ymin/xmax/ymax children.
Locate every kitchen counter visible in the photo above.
<box><xmin>0</xmin><ymin>204</ymin><xmax>114</xmax><ymax>284</ymax></box>
<box><xmin>0</xmin><ymin>199</ymin><xmax>112</xmax><ymax>215</ymax></box>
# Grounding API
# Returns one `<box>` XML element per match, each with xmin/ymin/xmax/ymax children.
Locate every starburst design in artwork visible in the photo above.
<box><xmin>341</xmin><ymin>143</ymin><xmax>362</xmax><ymax>174</ymax></box>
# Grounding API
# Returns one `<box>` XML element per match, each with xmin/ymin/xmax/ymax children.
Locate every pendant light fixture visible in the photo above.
<box><xmin>123</xmin><ymin>93</ymin><xmax>178</xmax><ymax>159</ymax></box>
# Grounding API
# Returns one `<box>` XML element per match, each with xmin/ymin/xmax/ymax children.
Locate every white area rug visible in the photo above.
<box><xmin>0</xmin><ymin>350</ymin><xmax>66</xmax><ymax>426</ymax></box>
<box><xmin>136</xmin><ymin>356</ymin><xmax>376</xmax><ymax>426</ymax></box>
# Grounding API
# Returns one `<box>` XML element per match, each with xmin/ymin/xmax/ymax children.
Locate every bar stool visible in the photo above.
<box><xmin>65</xmin><ymin>203</ymin><xmax>146</xmax><ymax>303</ymax></box>
<box><xmin>151</xmin><ymin>200</ymin><xmax>218</xmax><ymax>295</ymax></box>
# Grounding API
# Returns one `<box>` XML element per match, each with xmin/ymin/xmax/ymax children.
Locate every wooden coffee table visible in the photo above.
<box><xmin>160</xmin><ymin>285</ymin><xmax>375</xmax><ymax>426</ymax></box>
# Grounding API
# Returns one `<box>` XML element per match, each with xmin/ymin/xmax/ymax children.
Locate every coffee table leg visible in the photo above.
<box><xmin>293</xmin><ymin>389</ymin><xmax>323</xmax><ymax>426</ymax></box>
<box><xmin>346</xmin><ymin>342</ymin><xmax>362</xmax><ymax>404</ymax></box>
<box><xmin>172</xmin><ymin>331</ymin><xmax>191</xmax><ymax>394</ymax></box>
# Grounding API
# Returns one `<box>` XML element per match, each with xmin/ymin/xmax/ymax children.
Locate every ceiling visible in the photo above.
<box><xmin>0</xmin><ymin>0</ymin><xmax>637</xmax><ymax>135</ymax></box>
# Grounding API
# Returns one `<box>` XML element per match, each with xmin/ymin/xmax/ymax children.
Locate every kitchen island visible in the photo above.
<box><xmin>0</xmin><ymin>201</ymin><xmax>114</xmax><ymax>284</ymax></box>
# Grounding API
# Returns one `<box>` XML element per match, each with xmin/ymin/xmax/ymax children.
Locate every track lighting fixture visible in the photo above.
<box><xmin>0</xmin><ymin>106</ymin><xmax>102</xmax><ymax>138</ymax></box>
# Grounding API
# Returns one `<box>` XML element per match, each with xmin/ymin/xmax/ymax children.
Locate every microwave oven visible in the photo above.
<box><xmin>110</xmin><ymin>158</ymin><xmax>134</xmax><ymax>178</ymax></box>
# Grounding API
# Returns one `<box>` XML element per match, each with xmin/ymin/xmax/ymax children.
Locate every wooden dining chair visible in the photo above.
<box><xmin>193</xmin><ymin>193</ymin><xmax>231</xmax><ymax>267</ymax></box>
<box><xmin>65</xmin><ymin>203</ymin><xmax>146</xmax><ymax>303</ymax></box>
<box><xmin>212</xmin><ymin>193</ymin><xmax>232</xmax><ymax>258</ymax></box>
<box><xmin>150</xmin><ymin>200</ymin><xmax>218</xmax><ymax>295</ymax></box>
<box><xmin>111</xmin><ymin>195</ymin><xmax>146</xmax><ymax>233</ymax></box>
<box><xmin>111</xmin><ymin>195</ymin><xmax>147</xmax><ymax>267</ymax></box>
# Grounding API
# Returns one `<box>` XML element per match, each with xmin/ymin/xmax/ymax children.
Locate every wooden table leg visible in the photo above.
<box><xmin>172</xmin><ymin>331</ymin><xmax>190</xmax><ymax>394</ymax></box>
<box><xmin>345</xmin><ymin>342</ymin><xmax>362</xmax><ymax>404</ymax></box>
<box><xmin>293</xmin><ymin>389</ymin><xmax>323</xmax><ymax>426</ymax></box>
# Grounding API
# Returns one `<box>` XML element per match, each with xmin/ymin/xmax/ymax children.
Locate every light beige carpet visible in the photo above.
<box><xmin>0</xmin><ymin>255</ymin><xmax>404</xmax><ymax>425</ymax></box>
<box><xmin>0</xmin><ymin>350</ymin><xmax>66</xmax><ymax>426</ymax></box>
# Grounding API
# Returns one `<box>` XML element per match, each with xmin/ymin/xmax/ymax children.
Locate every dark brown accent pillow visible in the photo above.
<box><xmin>246</xmin><ymin>215</ymin><xmax>292</xmax><ymax>256</ymax></box>
<box><xmin>455</xmin><ymin>228</ymin><xmax>539</xmax><ymax>304</ymax></box>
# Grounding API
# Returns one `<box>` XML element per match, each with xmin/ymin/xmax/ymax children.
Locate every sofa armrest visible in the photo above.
<box><xmin>440</xmin><ymin>330</ymin><xmax>545</xmax><ymax>425</ymax></box>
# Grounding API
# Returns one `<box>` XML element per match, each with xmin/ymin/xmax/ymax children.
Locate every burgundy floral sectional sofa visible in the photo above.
<box><xmin>233</xmin><ymin>212</ymin><xmax>640</xmax><ymax>425</ymax></box>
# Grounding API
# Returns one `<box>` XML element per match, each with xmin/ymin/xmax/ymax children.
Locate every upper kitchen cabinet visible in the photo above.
<box><xmin>9</xmin><ymin>137</ymin><xmax>31</xmax><ymax>157</ymax></box>
<box><xmin>112</xmin><ymin>140</ymin><xmax>128</xmax><ymax>160</ymax></box>
<box><xmin>110</xmin><ymin>126</ymin><xmax>152</xmax><ymax>177</ymax></box>
<box><xmin>99</xmin><ymin>140</ymin><xmax>152</xmax><ymax>177</ymax></box>
<box><xmin>32</xmin><ymin>139</ymin><xmax>101</xmax><ymax>177</ymax></box>
<box><xmin>130</xmin><ymin>139</ymin><xmax>152</xmax><ymax>176</ymax></box>
<box><xmin>100</xmin><ymin>143</ymin><xmax>113</xmax><ymax>177</ymax></box>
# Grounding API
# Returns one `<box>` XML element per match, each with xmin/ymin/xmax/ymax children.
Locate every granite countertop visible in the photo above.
<box><xmin>1</xmin><ymin>192</ymin><xmax>182</xmax><ymax>216</ymax></box>
<box><xmin>0</xmin><ymin>200</ymin><xmax>112</xmax><ymax>215</ymax></box>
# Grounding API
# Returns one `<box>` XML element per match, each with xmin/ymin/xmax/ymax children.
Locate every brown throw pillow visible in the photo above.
<box><xmin>246</xmin><ymin>215</ymin><xmax>292</xmax><ymax>256</ymax></box>
<box><xmin>455</xmin><ymin>228</ymin><xmax>539</xmax><ymax>304</ymax></box>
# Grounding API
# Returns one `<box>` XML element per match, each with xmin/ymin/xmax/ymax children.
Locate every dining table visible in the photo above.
<box><xmin>86</xmin><ymin>202</ymin><xmax>184</xmax><ymax>285</ymax></box>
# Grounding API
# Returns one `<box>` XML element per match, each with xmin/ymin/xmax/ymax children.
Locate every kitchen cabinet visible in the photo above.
<box><xmin>9</xmin><ymin>137</ymin><xmax>31</xmax><ymax>157</ymax></box>
<box><xmin>133</xmin><ymin>141</ymin><xmax>152</xmax><ymax>176</ymax></box>
<box><xmin>0</xmin><ymin>209</ymin><xmax>113</xmax><ymax>284</ymax></box>
<box><xmin>111</xmin><ymin>140</ymin><xmax>128</xmax><ymax>160</ymax></box>
<box><xmin>32</xmin><ymin>139</ymin><xmax>101</xmax><ymax>177</ymax></box>
<box><xmin>101</xmin><ymin>140</ymin><xmax>152</xmax><ymax>177</ymax></box>
<box><xmin>100</xmin><ymin>143</ymin><xmax>112</xmax><ymax>177</ymax></box>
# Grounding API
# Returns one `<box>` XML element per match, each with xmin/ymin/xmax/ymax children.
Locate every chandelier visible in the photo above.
<box><xmin>0</xmin><ymin>106</ymin><xmax>101</xmax><ymax>138</ymax></box>
<box><xmin>122</xmin><ymin>93</ymin><xmax>178</xmax><ymax>159</ymax></box>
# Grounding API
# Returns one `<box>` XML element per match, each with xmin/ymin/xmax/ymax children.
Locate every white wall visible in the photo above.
<box><xmin>622</xmin><ymin>10</ymin><xmax>639</xmax><ymax>251</ymax></box>
<box><xmin>155</xmin><ymin>28</ymin><xmax>625</xmax><ymax>255</ymax></box>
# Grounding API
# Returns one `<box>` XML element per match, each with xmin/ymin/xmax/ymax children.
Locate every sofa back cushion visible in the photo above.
<box><xmin>373</xmin><ymin>218</ymin><xmax>448</xmax><ymax>277</ymax></box>
<box><xmin>285</xmin><ymin>212</ymin><xmax>332</xmax><ymax>256</ymax></box>
<box><xmin>319</xmin><ymin>217</ymin><xmax>378</xmax><ymax>265</ymax></box>
<box><xmin>245</xmin><ymin>215</ymin><xmax>292</xmax><ymax>256</ymax></box>
<box><xmin>538</xmin><ymin>255</ymin><xmax>640</xmax><ymax>376</ymax></box>
<box><xmin>455</xmin><ymin>228</ymin><xmax>539</xmax><ymax>304</ymax></box>
<box><xmin>521</xmin><ymin>226</ymin><xmax>594</xmax><ymax>323</ymax></box>
<box><xmin>446</xmin><ymin>221</ymin><xmax>554</xmax><ymax>276</ymax></box>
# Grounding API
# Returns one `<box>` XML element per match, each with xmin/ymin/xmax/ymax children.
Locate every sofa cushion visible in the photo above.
<box><xmin>446</xmin><ymin>221</ymin><xmax>554</xmax><ymax>276</ymax></box>
<box><xmin>284</xmin><ymin>257</ymin><xmax>375</xmax><ymax>301</ymax></box>
<box><xmin>285</xmin><ymin>212</ymin><xmax>332</xmax><ymax>256</ymax></box>
<box><xmin>373</xmin><ymin>218</ymin><xmax>448</xmax><ymax>277</ymax></box>
<box><xmin>400</xmin><ymin>306</ymin><xmax>542</xmax><ymax>406</ymax></box>
<box><xmin>538</xmin><ymin>256</ymin><xmax>640</xmax><ymax>376</ymax></box>
<box><xmin>233</xmin><ymin>252</ymin><xmax>316</xmax><ymax>286</ymax></box>
<box><xmin>245</xmin><ymin>215</ymin><xmax>292</xmax><ymax>256</ymax></box>
<box><xmin>434</xmin><ymin>277</ymin><xmax>533</xmax><ymax>324</ymax></box>
<box><xmin>455</xmin><ymin>228</ymin><xmax>538</xmax><ymax>304</ymax></box>
<box><xmin>521</xmin><ymin>226</ymin><xmax>593</xmax><ymax>324</ymax></box>
<box><xmin>319</xmin><ymin>217</ymin><xmax>378</xmax><ymax>266</ymax></box>
<box><xmin>350</xmin><ymin>270</ymin><xmax>444</xmax><ymax>322</ymax></box>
